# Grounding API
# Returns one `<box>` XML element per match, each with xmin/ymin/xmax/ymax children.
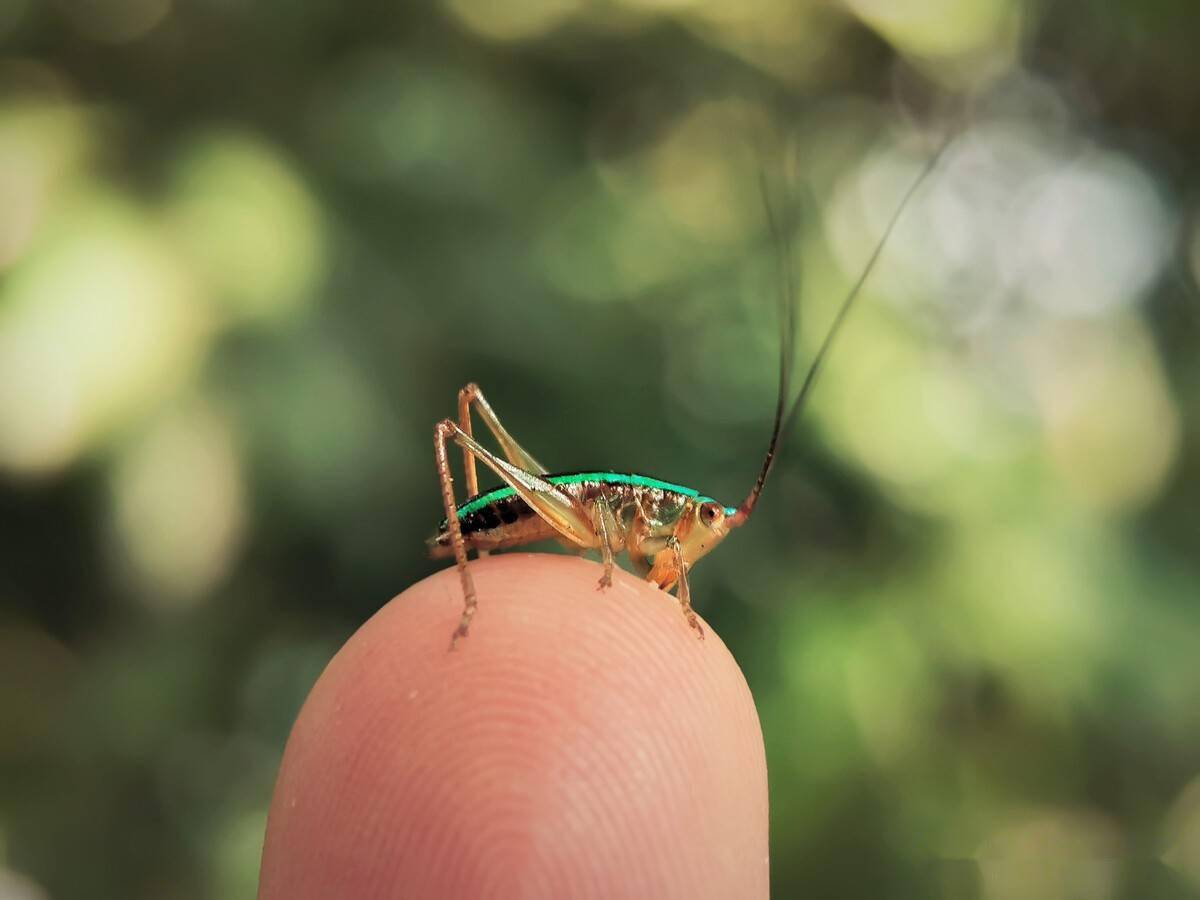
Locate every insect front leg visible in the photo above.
<box><xmin>434</xmin><ymin>419</ymin><xmax>477</xmax><ymax>649</ymax></box>
<box><xmin>667</xmin><ymin>534</ymin><xmax>704</xmax><ymax>640</ymax></box>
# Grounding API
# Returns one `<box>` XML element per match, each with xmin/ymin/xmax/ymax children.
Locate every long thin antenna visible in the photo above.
<box><xmin>752</xmin><ymin>167</ymin><xmax>799</xmax><ymax>510</ymax></box>
<box><xmin>730</xmin><ymin>134</ymin><xmax>952</xmax><ymax>526</ymax></box>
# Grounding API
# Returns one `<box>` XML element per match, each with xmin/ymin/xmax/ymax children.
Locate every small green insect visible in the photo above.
<box><xmin>430</xmin><ymin>145</ymin><xmax>946</xmax><ymax>647</ymax></box>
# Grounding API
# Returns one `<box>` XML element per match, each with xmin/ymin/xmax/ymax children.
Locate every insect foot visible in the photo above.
<box><xmin>448</xmin><ymin>606</ymin><xmax>475</xmax><ymax>651</ymax></box>
<box><xmin>596</xmin><ymin>572</ymin><xmax>613</xmax><ymax>591</ymax></box>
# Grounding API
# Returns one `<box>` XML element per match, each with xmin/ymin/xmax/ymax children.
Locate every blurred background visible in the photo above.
<box><xmin>2</xmin><ymin>0</ymin><xmax>1200</xmax><ymax>897</ymax></box>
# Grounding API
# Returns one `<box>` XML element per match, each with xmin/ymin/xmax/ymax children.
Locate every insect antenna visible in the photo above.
<box><xmin>728</xmin><ymin>136</ymin><xmax>951</xmax><ymax>526</ymax></box>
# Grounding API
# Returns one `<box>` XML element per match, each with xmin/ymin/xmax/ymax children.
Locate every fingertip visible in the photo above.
<box><xmin>260</xmin><ymin>554</ymin><xmax>768</xmax><ymax>899</ymax></box>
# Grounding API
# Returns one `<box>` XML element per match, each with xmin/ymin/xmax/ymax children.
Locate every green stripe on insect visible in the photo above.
<box><xmin>455</xmin><ymin>471</ymin><xmax>717</xmax><ymax>520</ymax></box>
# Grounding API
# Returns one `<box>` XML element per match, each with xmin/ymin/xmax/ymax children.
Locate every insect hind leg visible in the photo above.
<box><xmin>434</xmin><ymin>419</ymin><xmax>477</xmax><ymax>649</ymax></box>
<box><xmin>435</xmin><ymin>418</ymin><xmax>600</xmax><ymax>646</ymax></box>
<box><xmin>457</xmin><ymin>383</ymin><xmax>548</xmax><ymax>495</ymax></box>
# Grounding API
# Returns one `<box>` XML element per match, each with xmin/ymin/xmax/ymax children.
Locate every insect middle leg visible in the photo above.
<box><xmin>590</xmin><ymin>489</ymin><xmax>620</xmax><ymax>591</ymax></box>
<box><xmin>625</xmin><ymin>495</ymin><xmax>655</xmax><ymax>579</ymax></box>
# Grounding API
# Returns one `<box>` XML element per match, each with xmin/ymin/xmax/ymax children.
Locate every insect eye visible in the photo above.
<box><xmin>699</xmin><ymin>502</ymin><xmax>724</xmax><ymax>526</ymax></box>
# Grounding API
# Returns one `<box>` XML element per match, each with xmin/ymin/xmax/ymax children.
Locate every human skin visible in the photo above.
<box><xmin>259</xmin><ymin>553</ymin><xmax>769</xmax><ymax>899</ymax></box>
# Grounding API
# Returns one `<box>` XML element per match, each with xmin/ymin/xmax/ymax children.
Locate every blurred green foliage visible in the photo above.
<box><xmin>2</xmin><ymin>0</ymin><xmax>1200</xmax><ymax>897</ymax></box>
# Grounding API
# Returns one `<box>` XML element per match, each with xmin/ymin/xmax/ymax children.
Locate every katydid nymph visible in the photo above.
<box><xmin>430</xmin><ymin>142</ymin><xmax>946</xmax><ymax>647</ymax></box>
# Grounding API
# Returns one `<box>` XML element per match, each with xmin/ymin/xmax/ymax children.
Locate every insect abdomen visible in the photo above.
<box><xmin>429</xmin><ymin>493</ymin><xmax>556</xmax><ymax>557</ymax></box>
